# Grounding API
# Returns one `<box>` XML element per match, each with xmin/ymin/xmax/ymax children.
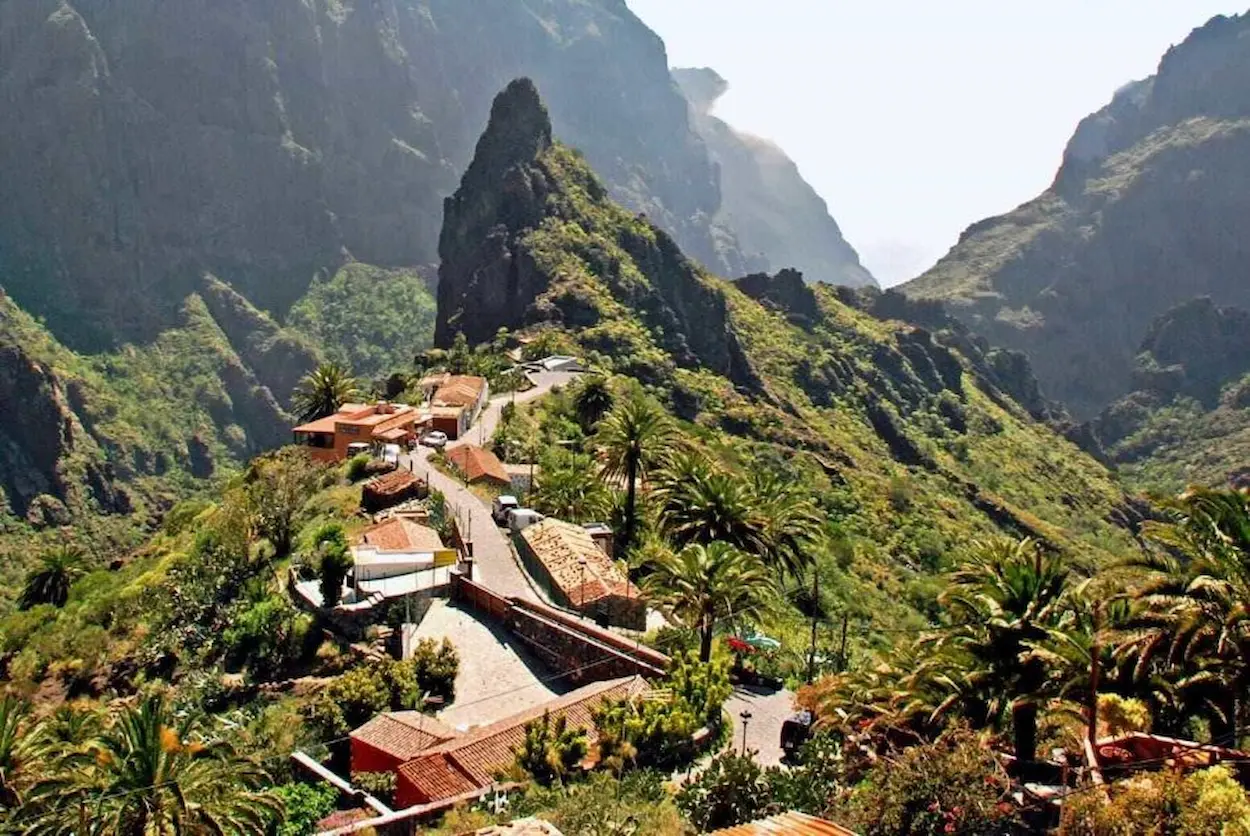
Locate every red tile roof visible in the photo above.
<box><xmin>520</xmin><ymin>519</ymin><xmax>639</xmax><ymax>606</ymax></box>
<box><xmin>350</xmin><ymin>711</ymin><xmax>459</xmax><ymax>762</ymax></box>
<box><xmin>446</xmin><ymin>445</ymin><xmax>511</xmax><ymax>486</ymax></box>
<box><xmin>706</xmin><ymin>812</ymin><xmax>858</xmax><ymax>835</ymax></box>
<box><xmin>397</xmin><ymin>676</ymin><xmax>648</xmax><ymax>802</ymax></box>
<box><xmin>356</xmin><ymin>518</ymin><xmax>444</xmax><ymax>553</ymax></box>
<box><xmin>433</xmin><ymin>376</ymin><xmax>487</xmax><ymax>408</ymax></box>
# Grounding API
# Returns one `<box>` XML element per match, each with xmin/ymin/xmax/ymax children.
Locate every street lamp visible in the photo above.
<box><xmin>739</xmin><ymin>710</ymin><xmax>753</xmax><ymax>757</ymax></box>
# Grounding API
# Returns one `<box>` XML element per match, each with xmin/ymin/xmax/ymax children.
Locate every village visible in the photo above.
<box><xmin>286</xmin><ymin>357</ymin><xmax>802</xmax><ymax>834</ymax></box>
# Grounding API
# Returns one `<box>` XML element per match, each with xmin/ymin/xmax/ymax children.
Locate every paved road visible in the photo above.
<box><xmin>402</xmin><ymin>371</ymin><xmax>578</xmax><ymax>602</ymax></box>
<box><xmin>725</xmin><ymin>686</ymin><xmax>797</xmax><ymax>767</ymax></box>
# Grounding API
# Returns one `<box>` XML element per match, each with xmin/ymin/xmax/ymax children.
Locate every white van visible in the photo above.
<box><xmin>507</xmin><ymin>508</ymin><xmax>545</xmax><ymax>534</ymax></box>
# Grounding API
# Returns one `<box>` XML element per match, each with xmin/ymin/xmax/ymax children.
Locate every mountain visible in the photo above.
<box><xmin>0</xmin><ymin>0</ymin><xmax>881</xmax><ymax>549</ymax></box>
<box><xmin>903</xmin><ymin>13</ymin><xmax>1250</xmax><ymax>423</ymax></box>
<box><xmin>1089</xmin><ymin>297</ymin><xmax>1250</xmax><ymax>493</ymax></box>
<box><xmin>672</xmin><ymin>68</ymin><xmax>876</xmax><ymax>289</ymax></box>
<box><xmin>438</xmin><ymin>78</ymin><xmax>1140</xmax><ymax>627</ymax></box>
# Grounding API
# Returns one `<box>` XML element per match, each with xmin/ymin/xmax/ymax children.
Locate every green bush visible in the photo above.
<box><xmin>409</xmin><ymin>638</ymin><xmax>459</xmax><ymax>703</ymax></box>
<box><xmin>352</xmin><ymin>771</ymin><xmax>396</xmax><ymax>806</ymax></box>
<box><xmin>345</xmin><ymin>454</ymin><xmax>371</xmax><ymax>482</ymax></box>
<box><xmin>1060</xmin><ymin>764</ymin><xmax>1250</xmax><ymax>835</ymax></box>
<box><xmin>676</xmin><ymin>751</ymin><xmax>778</xmax><ymax>831</ymax></box>
<box><xmin>273</xmin><ymin>781</ymin><xmax>339</xmax><ymax>836</ymax></box>
<box><xmin>222</xmin><ymin>594</ymin><xmax>315</xmax><ymax>679</ymax></box>
<box><xmin>303</xmin><ymin>655</ymin><xmax>449</xmax><ymax>739</ymax></box>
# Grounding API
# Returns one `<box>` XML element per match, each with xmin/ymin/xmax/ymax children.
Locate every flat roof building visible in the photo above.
<box><xmin>292</xmin><ymin>402</ymin><xmax>424</xmax><ymax>462</ymax></box>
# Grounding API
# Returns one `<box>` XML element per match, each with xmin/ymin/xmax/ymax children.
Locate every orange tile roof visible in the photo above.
<box><xmin>397</xmin><ymin>676</ymin><xmax>648</xmax><ymax>802</ymax></box>
<box><xmin>367</xmin><ymin>470</ymin><xmax>420</xmax><ymax>495</ymax></box>
<box><xmin>433</xmin><ymin>376</ymin><xmax>487</xmax><ymax>408</ymax></box>
<box><xmin>293</xmin><ymin>403</ymin><xmax>416</xmax><ymax>434</ymax></box>
<box><xmin>292</xmin><ymin>415</ymin><xmax>340</xmax><ymax>434</ymax></box>
<box><xmin>351</xmin><ymin>712</ymin><xmax>459</xmax><ymax>762</ymax></box>
<box><xmin>706</xmin><ymin>812</ymin><xmax>858</xmax><ymax>835</ymax></box>
<box><xmin>520</xmin><ymin>519</ymin><xmax>639</xmax><ymax>606</ymax></box>
<box><xmin>446</xmin><ymin>445</ymin><xmax>511</xmax><ymax>485</ymax></box>
<box><xmin>356</xmin><ymin>518</ymin><xmax>444</xmax><ymax>553</ymax></box>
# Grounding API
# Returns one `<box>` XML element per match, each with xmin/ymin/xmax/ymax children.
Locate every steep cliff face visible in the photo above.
<box><xmin>904</xmin><ymin>13</ymin><xmax>1250</xmax><ymax>419</ymax></box>
<box><xmin>673</xmin><ymin>68</ymin><xmax>876</xmax><ymax>289</ymax></box>
<box><xmin>438</xmin><ymin>80</ymin><xmax>1137</xmax><ymax>576</ymax></box>
<box><xmin>437</xmin><ymin>79</ymin><xmax>762</xmax><ymax>391</ymax></box>
<box><xmin>0</xmin><ymin>0</ymin><xmax>753</xmax><ymax>351</ymax></box>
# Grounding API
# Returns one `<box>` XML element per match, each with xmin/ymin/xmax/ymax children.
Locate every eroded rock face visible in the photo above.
<box><xmin>673</xmin><ymin>67</ymin><xmax>876</xmax><ymax>289</ymax></box>
<box><xmin>0</xmin><ymin>0</ymin><xmax>753</xmax><ymax>351</ymax></box>
<box><xmin>904</xmin><ymin>13</ymin><xmax>1250</xmax><ymax>419</ymax></box>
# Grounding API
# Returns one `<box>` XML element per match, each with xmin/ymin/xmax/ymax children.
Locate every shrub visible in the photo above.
<box><xmin>409</xmin><ymin>638</ymin><xmax>459</xmax><ymax>703</ymax></box>
<box><xmin>345</xmin><ymin>454</ymin><xmax>370</xmax><ymax>482</ymax></box>
<box><xmin>273</xmin><ymin>781</ymin><xmax>338</xmax><ymax>836</ymax></box>
<box><xmin>677</xmin><ymin>751</ymin><xmax>778</xmax><ymax>831</ymax></box>
<box><xmin>1060</xmin><ymin>765</ymin><xmax>1250</xmax><ymax>836</ymax></box>
<box><xmin>315</xmin><ymin>523</ymin><xmax>352</xmax><ymax>609</ymax></box>
<box><xmin>304</xmin><ymin>658</ymin><xmax>426</xmax><ymax>738</ymax></box>
<box><xmin>836</xmin><ymin>726</ymin><xmax>1025</xmax><ymax>835</ymax></box>
<box><xmin>1098</xmin><ymin>694</ymin><xmax>1152</xmax><ymax>737</ymax></box>
<box><xmin>514</xmin><ymin>711</ymin><xmax>589</xmax><ymax>787</ymax></box>
<box><xmin>222</xmin><ymin>594</ymin><xmax>315</xmax><ymax>679</ymax></box>
<box><xmin>352</xmin><ymin>771</ymin><xmax>396</xmax><ymax>806</ymax></box>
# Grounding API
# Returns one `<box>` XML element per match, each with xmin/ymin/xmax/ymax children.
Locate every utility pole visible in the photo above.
<box><xmin>807</xmin><ymin>568</ymin><xmax>820</xmax><ymax>684</ymax></box>
<box><xmin>836</xmin><ymin>612</ymin><xmax>850</xmax><ymax>673</ymax></box>
<box><xmin>1088</xmin><ymin>601</ymin><xmax>1103</xmax><ymax>747</ymax></box>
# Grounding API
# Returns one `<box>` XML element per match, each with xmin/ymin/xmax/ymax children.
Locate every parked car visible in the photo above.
<box><xmin>346</xmin><ymin>442</ymin><xmax>372</xmax><ymax>458</ymax></box>
<box><xmin>507</xmin><ymin>508</ymin><xmax>545</xmax><ymax>534</ymax></box>
<box><xmin>382</xmin><ymin>443</ymin><xmax>402</xmax><ymax>465</ymax></box>
<box><xmin>492</xmin><ymin>495</ymin><xmax>519</xmax><ymax>525</ymax></box>
<box><xmin>421</xmin><ymin>430</ymin><xmax>448</xmax><ymax>449</ymax></box>
<box><xmin>780</xmin><ymin>710</ymin><xmax>814</xmax><ymax>762</ymax></box>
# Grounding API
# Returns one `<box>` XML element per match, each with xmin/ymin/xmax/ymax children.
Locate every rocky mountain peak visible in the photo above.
<box><xmin>460</xmin><ymin>78</ymin><xmax>554</xmax><ymax>191</ymax></box>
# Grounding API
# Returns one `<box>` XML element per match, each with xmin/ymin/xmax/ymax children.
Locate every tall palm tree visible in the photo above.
<box><xmin>925</xmin><ymin>537</ymin><xmax>1074</xmax><ymax>764</ymax></box>
<box><xmin>291</xmin><ymin>362</ymin><xmax>359</xmax><ymax>423</ymax></box>
<box><xmin>20</xmin><ymin>546</ymin><xmax>87</xmax><ymax>610</ymax></box>
<box><xmin>595</xmin><ymin>396</ymin><xmax>677</xmax><ymax>555</ymax></box>
<box><xmin>653</xmin><ymin>454</ymin><xmax>821</xmax><ymax>578</ymax></box>
<box><xmin>24</xmin><ymin>695</ymin><xmax>281</xmax><ymax>835</ymax></box>
<box><xmin>1116</xmin><ymin>488</ymin><xmax>1250</xmax><ymax>742</ymax></box>
<box><xmin>643</xmin><ymin>541</ymin><xmax>775</xmax><ymax>662</ymax></box>
<box><xmin>533</xmin><ymin>451</ymin><xmax>612</xmax><ymax>522</ymax></box>
<box><xmin>0</xmin><ymin>695</ymin><xmax>41</xmax><ymax>809</ymax></box>
<box><xmin>573</xmin><ymin>375</ymin><xmax>615</xmax><ymax>433</ymax></box>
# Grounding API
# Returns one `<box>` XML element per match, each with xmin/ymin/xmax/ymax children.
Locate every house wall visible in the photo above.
<box><xmin>430</xmin><ymin>411</ymin><xmax>466</xmax><ymax>439</ymax></box>
<box><xmin>351</xmin><ymin>738</ymin><xmax>403</xmax><ymax>776</ymax></box>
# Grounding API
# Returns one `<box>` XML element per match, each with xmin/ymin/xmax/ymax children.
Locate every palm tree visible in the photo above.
<box><xmin>595</xmin><ymin>396</ymin><xmax>677</xmax><ymax>555</ymax></box>
<box><xmin>533</xmin><ymin>451</ymin><xmax>612</xmax><ymax>522</ymax></box>
<box><xmin>653</xmin><ymin>454</ymin><xmax>820</xmax><ymax>578</ymax></box>
<box><xmin>0</xmin><ymin>695</ymin><xmax>42</xmax><ymax>809</ymax></box>
<box><xmin>24</xmin><ymin>695</ymin><xmax>281</xmax><ymax>835</ymax></box>
<box><xmin>291</xmin><ymin>362</ymin><xmax>359</xmax><ymax>423</ymax></box>
<box><xmin>925</xmin><ymin>537</ymin><xmax>1074</xmax><ymax>764</ymax></box>
<box><xmin>643</xmin><ymin>541</ymin><xmax>775</xmax><ymax>663</ymax></box>
<box><xmin>573</xmin><ymin>376</ymin><xmax>615</xmax><ymax>433</ymax></box>
<box><xmin>19</xmin><ymin>546</ymin><xmax>87</xmax><ymax>610</ymax></box>
<box><xmin>1115</xmin><ymin>488</ymin><xmax>1250</xmax><ymax>742</ymax></box>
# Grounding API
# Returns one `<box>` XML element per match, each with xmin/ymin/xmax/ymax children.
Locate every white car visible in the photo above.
<box><xmin>421</xmin><ymin>430</ymin><xmax>449</xmax><ymax>449</ymax></box>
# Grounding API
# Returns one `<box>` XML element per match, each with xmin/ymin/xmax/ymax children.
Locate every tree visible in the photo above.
<box><xmin>925</xmin><ymin>538</ymin><xmax>1074</xmax><ymax>764</ymax></box>
<box><xmin>246</xmin><ymin>448</ymin><xmax>328</xmax><ymax>557</ymax></box>
<box><xmin>316</xmin><ymin>524</ymin><xmax>353</xmax><ymax>609</ymax></box>
<box><xmin>1116</xmin><ymin>488</ymin><xmax>1250</xmax><ymax>742</ymax></box>
<box><xmin>514</xmin><ymin>711</ymin><xmax>588</xmax><ymax>787</ymax></box>
<box><xmin>292</xmin><ymin>362</ymin><xmax>359</xmax><ymax>423</ymax></box>
<box><xmin>0</xmin><ymin>695</ymin><xmax>41</xmax><ymax>809</ymax></box>
<box><xmin>653</xmin><ymin>454</ymin><xmax>820</xmax><ymax>578</ymax></box>
<box><xmin>643</xmin><ymin>542</ymin><xmax>775</xmax><ymax>663</ymax></box>
<box><xmin>676</xmin><ymin>751</ymin><xmax>777</xmax><ymax>832</ymax></box>
<box><xmin>595</xmin><ymin>395</ymin><xmax>677</xmax><ymax>555</ymax></box>
<box><xmin>573</xmin><ymin>376</ymin><xmax>615</xmax><ymax>433</ymax></box>
<box><xmin>24</xmin><ymin>695</ymin><xmax>281</xmax><ymax>835</ymax></box>
<box><xmin>533</xmin><ymin>449</ymin><xmax>613</xmax><ymax>522</ymax></box>
<box><xmin>19</xmin><ymin>545</ymin><xmax>87</xmax><ymax>610</ymax></box>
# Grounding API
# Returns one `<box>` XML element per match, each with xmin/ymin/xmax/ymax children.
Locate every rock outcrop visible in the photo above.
<box><xmin>904</xmin><ymin>13</ymin><xmax>1250</xmax><ymax>420</ymax></box>
<box><xmin>674</xmin><ymin>68</ymin><xmax>876</xmax><ymax>289</ymax></box>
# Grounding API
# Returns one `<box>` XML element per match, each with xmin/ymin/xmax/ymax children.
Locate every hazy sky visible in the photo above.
<box><xmin>626</xmin><ymin>1</ymin><xmax>1246</xmax><ymax>285</ymax></box>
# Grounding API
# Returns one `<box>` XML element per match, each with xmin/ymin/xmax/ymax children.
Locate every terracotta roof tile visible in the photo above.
<box><xmin>351</xmin><ymin>712</ymin><xmax>459</xmax><ymax>762</ymax></box>
<box><xmin>433</xmin><ymin>376</ymin><xmax>487</xmax><ymax>408</ymax></box>
<box><xmin>520</xmin><ymin>519</ymin><xmax>639</xmax><ymax>606</ymax></box>
<box><xmin>446</xmin><ymin>445</ymin><xmax>511</xmax><ymax>485</ymax></box>
<box><xmin>356</xmin><ymin>518</ymin><xmax>444</xmax><ymax>552</ymax></box>
<box><xmin>706</xmin><ymin>812</ymin><xmax>858</xmax><ymax>835</ymax></box>
<box><xmin>398</xmin><ymin>676</ymin><xmax>648</xmax><ymax>802</ymax></box>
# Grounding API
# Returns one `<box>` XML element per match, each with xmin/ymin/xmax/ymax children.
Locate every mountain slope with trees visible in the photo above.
<box><xmin>904</xmin><ymin>13</ymin><xmax>1250</xmax><ymax>427</ymax></box>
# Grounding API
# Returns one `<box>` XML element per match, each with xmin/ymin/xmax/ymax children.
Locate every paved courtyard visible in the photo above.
<box><xmin>415</xmin><ymin>599</ymin><xmax>564</xmax><ymax>732</ymax></box>
<box><xmin>725</xmin><ymin>686</ymin><xmax>797</xmax><ymax>767</ymax></box>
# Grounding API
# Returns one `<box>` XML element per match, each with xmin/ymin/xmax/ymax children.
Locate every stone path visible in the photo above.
<box><xmin>414</xmin><ymin>600</ymin><xmax>563</xmax><ymax>731</ymax></box>
<box><xmin>725</xmin><ymin>686</ymin><xmax>797</xmax><ymax>767</ymax></box>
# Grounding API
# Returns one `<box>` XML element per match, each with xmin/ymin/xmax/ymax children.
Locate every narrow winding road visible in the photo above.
<box><xmin>401</xmin><ymin>371</ymin><xmax>578</xmax><ymax>602</ymax></box>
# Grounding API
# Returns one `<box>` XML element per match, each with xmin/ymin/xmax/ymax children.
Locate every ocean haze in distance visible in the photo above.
<box><xmin>626</xmin><ymin>0</ymin><xmax>1246</xmax><ymax>286</ymax></box>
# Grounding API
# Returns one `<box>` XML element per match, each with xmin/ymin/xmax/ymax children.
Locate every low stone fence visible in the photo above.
<box><xmin>450</xmin><ymin>572</ymin><xmax>668</xmax><ymax>684</ymax></box>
